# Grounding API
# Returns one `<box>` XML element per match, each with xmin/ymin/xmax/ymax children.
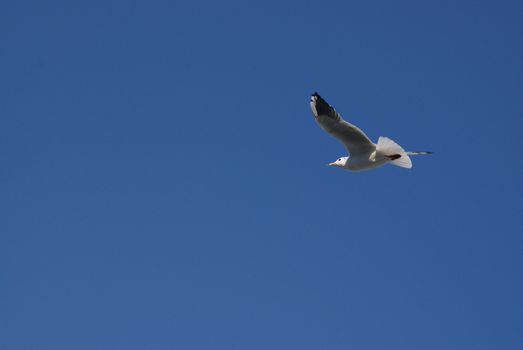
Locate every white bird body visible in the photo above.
<box><xmin>328</xmin><ymin>147</ymin><xmax>402</xmax><ymax>171</ymax></box>
<box><xmin>310</xmin><ymin>93</ymin><xmax>431</xmax><ymax>171</ymax></box>
<box><xmin>344</xmin><ymin>151</ymin><xmax>387</xmax><ymax>171</ymax></box>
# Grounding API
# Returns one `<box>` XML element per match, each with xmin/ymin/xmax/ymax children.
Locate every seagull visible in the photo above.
<box><xmin>310</xmin><ymin>92</ymin><xmax>432</xmax><ymax>171</ymax></box>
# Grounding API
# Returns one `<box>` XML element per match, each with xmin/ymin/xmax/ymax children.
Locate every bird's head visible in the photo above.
<box><xmin>328</xmin><ymin>157</ymin><xmax>348</xmax><ymax>167</ymax></box>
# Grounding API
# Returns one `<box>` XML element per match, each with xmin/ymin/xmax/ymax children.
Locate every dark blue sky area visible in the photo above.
<box><xmin>2</xmin><ymin>1</ymin><xmax>522</xmax><ymax>349</ymax></box>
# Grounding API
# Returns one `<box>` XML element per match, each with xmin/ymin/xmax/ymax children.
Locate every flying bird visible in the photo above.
<box><xmin>310</xmin><ymin>92</ymin><xmax>431</xmax><ymax>171</ymax></box>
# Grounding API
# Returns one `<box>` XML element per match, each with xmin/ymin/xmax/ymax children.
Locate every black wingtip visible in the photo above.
<box><xmin>310</xmin><ymin>93</ymin><xmax>332</xmax><ymax>116</ymax></box>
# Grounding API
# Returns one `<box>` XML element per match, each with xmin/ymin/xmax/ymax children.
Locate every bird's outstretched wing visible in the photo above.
<box><xmin>310</xmin><ymin>92</ymin><xmax>375</xmax><ymax>155</ymax></box>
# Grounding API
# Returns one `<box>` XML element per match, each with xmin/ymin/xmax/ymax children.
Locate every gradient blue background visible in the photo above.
<box><xmin>2</xmin><ymin>0</ymin><xmax>522</xmax><ymax>349</ymax></box>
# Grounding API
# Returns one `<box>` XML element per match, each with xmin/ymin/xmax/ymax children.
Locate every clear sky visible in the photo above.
<box><xmin>2</xmin><ymin>0</ymin><xmax>522</xmax><ymax>349</ymax></box>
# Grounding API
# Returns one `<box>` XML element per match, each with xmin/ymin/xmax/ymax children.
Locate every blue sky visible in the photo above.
<box><xmin>2</xmin><ymin>0</ymin><xmax>522</xmax><ymax>349</ymax></box>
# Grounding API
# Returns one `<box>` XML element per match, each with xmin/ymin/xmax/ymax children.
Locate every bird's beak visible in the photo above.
<box><xmin>327</xmin><ymin>162</ymin><xmax>336</xmax><ymax>166</ymax></box>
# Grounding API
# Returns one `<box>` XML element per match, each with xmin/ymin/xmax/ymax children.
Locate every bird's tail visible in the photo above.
<box><xmin>376</xmin><ymin>136</ymin><xmax>432</xmax><ymax>169</ymax></box>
